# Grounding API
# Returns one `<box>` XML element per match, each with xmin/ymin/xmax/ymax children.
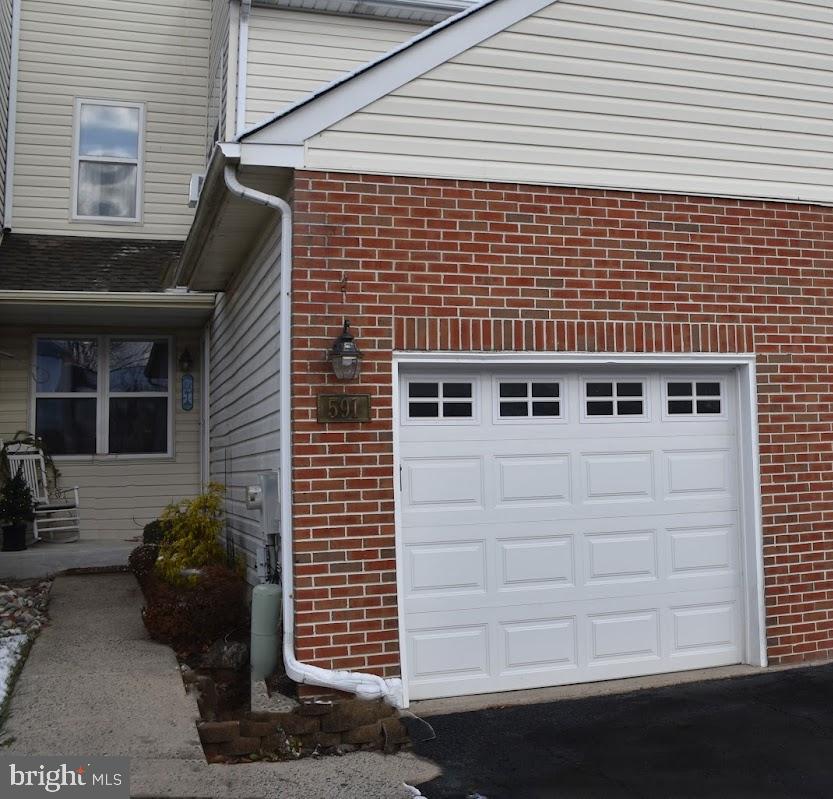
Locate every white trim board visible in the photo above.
<box><xmin>390</xmin><ymin>352</ymin><xmax>766</xmax><ymax>706</ymax></box>
<box><xmin>240</xmin><ymin>0</ymin><xmax>557</xmax><ymax>145</ymax></box>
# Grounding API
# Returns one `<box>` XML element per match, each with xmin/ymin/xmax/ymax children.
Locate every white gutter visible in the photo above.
<box><xmin>222</xmin><ymin>164</ymin><xmax>403</xmax><ymax>706</ymax></box>
<box><xmin>3</xmin><ymin>0</ymin><xmax>21</xmax><ymax>230</ymax></box>
<box><xmin>235</xmin><ymin>0</ymin><xmax>252</xmax><ymax>138</ymax></box>
<box><xmin>0</xmin><ymin>289</ymin><xmax>216</xmax><ymax>308</ymax></box>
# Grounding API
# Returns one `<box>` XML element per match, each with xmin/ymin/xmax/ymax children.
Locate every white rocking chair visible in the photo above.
<box><xmin>2</xmin><ymin>443</ymin><xmax>81</xmax><ymax>543</ymax></box>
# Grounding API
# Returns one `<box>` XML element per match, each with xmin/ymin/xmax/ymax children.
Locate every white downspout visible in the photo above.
<box><xmin>200</xmin><ymin>322</ymin><xmax>211</xmax><ymax>488</ymax></box>
<box><xmin>222</xmin><ymin>164</ymin><xmax>404</xmax><ymax>707</ymax></box>
<box><xmin>235</xmin><ymin>0</ymin><xmax>251</xmax><ymax>138</ymax></box>
<box><xmin>3</xmin><ymin>0</ymin><xmax>22</xmax><ymax>230</ymax></box>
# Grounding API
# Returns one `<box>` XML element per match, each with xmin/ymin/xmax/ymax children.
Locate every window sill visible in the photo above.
<box><xmin>69</xmin><ymin>216</ymin><xmax>143</xmax><ymax>226</ymax></box>
<box><xmin>53</xmin><ymin>453</ymin><xmax>174</xmax><ymax>462</ymax></box>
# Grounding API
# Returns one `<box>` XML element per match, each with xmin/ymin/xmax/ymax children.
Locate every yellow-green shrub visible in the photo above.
<box><xmin>155</xmin><ymin>483</ymin><xmax>227</xmax><ymax>585</ymax></box>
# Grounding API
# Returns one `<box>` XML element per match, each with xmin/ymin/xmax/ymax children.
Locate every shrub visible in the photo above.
<box><xmin>128</xmin><ymin>544</ymin><xmax>159</xmax><ymax>585</ymax></box>
<box><xmin>155</xmin><ymin>483</ymin><xmax>226</xmax><ymax>585</ymax></box>
<box><xmin>0</xmin><ymin>467</ymin><xmax>34</xmax><ymax>526</ymax></box>
<box><xmin>142</xmin><ymin>519</ymin><xmax>170</xmax><ymax>546</ymax></box>
<box><xmin>141</xmin><ymin>564</ymin><xmax>248</xmax><ymax>653</ymax></box>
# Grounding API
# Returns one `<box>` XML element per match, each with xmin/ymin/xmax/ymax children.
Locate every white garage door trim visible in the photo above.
<box><xmin>391</xmin><ymin>352</ymin><xmax>765</xmax><ymax>708</ymax></box>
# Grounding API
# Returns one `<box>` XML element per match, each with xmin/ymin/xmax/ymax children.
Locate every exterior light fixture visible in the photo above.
<box><xmin>327</xmin><ymin>320</ymin><xmax>363</xmax><ymax>381</ymax></box>
<box><xmin>178</xmin><ymin>348</ymin><xmax>194</xmax><ymax>373</ymax></box>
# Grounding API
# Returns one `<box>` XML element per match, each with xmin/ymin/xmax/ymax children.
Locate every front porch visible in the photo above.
<box><xmin>0</xmin><ymin>258</ymin><xmax>216</xmax><ymax>577</ymax></box>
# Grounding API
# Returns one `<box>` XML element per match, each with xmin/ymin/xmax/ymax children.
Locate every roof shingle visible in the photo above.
<box><xmin>0</xmin><ymin>234</ymin><xmax>183</xmax><ymax>292</ymax></box>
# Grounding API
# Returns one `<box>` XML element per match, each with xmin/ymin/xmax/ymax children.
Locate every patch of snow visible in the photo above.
<box><xmin>0</xmin><ymin>634</ymin><xmax>28</xmax><ymax>708</ymax></box>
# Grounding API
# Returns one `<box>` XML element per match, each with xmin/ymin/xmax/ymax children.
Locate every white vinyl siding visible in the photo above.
<box><xmin>209</xmin><ymin>228</ymin><xmax>281</xmax><ymax>584</ymax></box>
<box><xmin>306</xmin><ymin>0</ymin><xmax>833</xmax><ymax>205</ymax></box>
<box><xmin>245</xmin><ymin>7</ymin><xmax>423</xmax><ymax>129</ymax></box>
<box><xmin>0</xmin><ymin>327</ymin><xmax>201</xmax><ymax>540</ymax></box>
<box><xmin>207</xmin><ymin>0</ymin><xmax>230</xmax><ymax>157</ymax></box>
<box><xmin>0</xmin><ymin>0</ymin><xmax>13</xmax><ymax>225</ymax></box>
<box><xmin>11</xmin><ymin>0</ymin><xmax>210</xmax><ymax>239</ymax></box>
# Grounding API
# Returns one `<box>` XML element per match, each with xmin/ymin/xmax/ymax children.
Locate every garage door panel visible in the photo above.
<box><xmin>670</xmin><ymin>600</ymin><xmax>738</xmax><ymax>657</ymax></box>
<box><xmin>403</xmin><ymin>515</ymin><xmax>738</xmax><ymax>614</ymax></box>
<box><xmin>581</xmin><ymin>451</ymin><xmax>655</xmax><ymax>504</ymax></box>
<box><xmin>664</xmin><ymin>448</ymin><xmax>735</xmax><ymax>500</ymax></box>
<box><xmin>498</xmin><ymin>535</ymin><xmax>575</xmax><ymax>590</ymax></box>
<box><xmin>588</xmin><ymin>609</ymin><xmax>660</xmax><ymax>666</ymax></box>
<box><xmin>669</xmin><ymin>524</ymin><xmax>735</xmax><ymax>577</ymax></box>
<box><xmin>496</xmin><ymin>454</ymin><xmax>572</xmax><ymax>507</ymax></box>
<box><xmin>585</xmin><ymin>530</ymin><xmax>658</xmax><ymax>584</ymax></box>
<box><xmin>400</xmin><ymin>368</ymin><xmax>744</xmax><ymax>700</ymax></box>
<box><xmin>500</xmin><ymin>616</ymin><xmax>578</xmax><ymax>675</ymax></box>
<box><xmin>406</xmin><ymin>540</ymin><xmax>487</xmax><ymax>598</ymax></box>
<box><xmin>408</xmin><ymin>623</ymin><xmax>491</xmax><ymax>684</ymax></box>
<box><xmin>405</xmin><ymin>589</ymin><xmax>742</xmax><ymax>699</ymax></box>
<box><xmin>404</xmin><ymin>456</ymin><xmax>485</xmax><ymax>510</ymax></box>
<box><xmin>402</xmin><ymin>457</ymin><xmax>736</xmax><ymax>528</ymax></box>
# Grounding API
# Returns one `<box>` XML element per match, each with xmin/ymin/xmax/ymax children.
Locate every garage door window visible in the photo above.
<box><xmin>667</xmin><ymin>381</ymin><xmax>722</xmax><ymax>416</ymax></box>
<box><xmin>585</xmin><ymin>380</ymin><xmax>645</xmax><ymax>418</ymax></box>
<box><xmin>407</xmin><ymin>381</ymin><xmax>474</xmax><ymax>421</ymax></box>
<box><xmin>498</xmin><ymin>381</ymin><xmax>561</xmax><ymax>419</ymax></box>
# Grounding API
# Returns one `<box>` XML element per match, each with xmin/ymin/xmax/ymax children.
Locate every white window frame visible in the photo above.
<box><xmin>31</xmin><ymin>334</ymin><xmax>174</xmax><ymax>460</ymax></box>
<box><xmin>71</xmin><ymin>98</ymin><xmax>145</xmax><ymax>224</ymax></box>
<box><xmin>402</xmin><ymin>376</ymin><xmax>479</xmax><ymax>425</ymax></box>
<box><xmin>492</xmin><ymin>376</ymin><xmax>566</xmax><ymax>424</ymax></box>
<box><xmin>662</xmin><ymin>376</ymin><xmax>728</xmax><ymax>421</ymax></box>
<box><xmin>581</xmin><ymin>376</ymin><xmax>650</xmax><ymax>423</ymax></box>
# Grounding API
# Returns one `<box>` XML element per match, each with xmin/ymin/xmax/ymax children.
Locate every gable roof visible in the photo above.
<box><xmin>238</xmin><ymin>0</ymin><xmax>557</xmax><ymax>146</ymax></box>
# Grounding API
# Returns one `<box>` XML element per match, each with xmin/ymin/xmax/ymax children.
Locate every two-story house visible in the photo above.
<box><xmin>0</xmin><ymin>0</ymin><xmax>452</xmax><ymax>542</ymax></box>
<box><xmin>5</xmin><ymin>0</ymin><xmax>833</xmax><ymax>711</ymax></box>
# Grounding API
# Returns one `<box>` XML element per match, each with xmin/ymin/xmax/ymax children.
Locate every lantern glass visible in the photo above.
<box><xmin>332</xmin><ymin>354</ymin><xmax>361</xmax><ymax>380</ymax></box>
<box><xmin>327</xmin><ymin>320</ymin><xmax>363</xmax><ymax>381</ymax></box>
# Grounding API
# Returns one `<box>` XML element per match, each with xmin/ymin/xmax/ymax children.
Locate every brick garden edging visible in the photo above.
<box><xmin>197</xmin><ymin>699</ymin><xmax>409</xmax><ymax>761</ymax></box>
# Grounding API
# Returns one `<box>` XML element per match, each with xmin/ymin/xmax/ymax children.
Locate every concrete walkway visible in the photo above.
<box><xmin>0</xmin><ymin>539</ymin><xmax>136</xmax><ymax>580</ymax></box>
<box><xmin>2</xmin><ymin>574</ymin><xmax>439</xmax><ymax>798</ymax></box>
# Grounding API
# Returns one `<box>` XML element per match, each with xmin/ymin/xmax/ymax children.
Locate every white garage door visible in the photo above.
<box><xmin>398</xmin><ymin>367</ymin><xmax>744</xmax><ymax>700</ymax></box>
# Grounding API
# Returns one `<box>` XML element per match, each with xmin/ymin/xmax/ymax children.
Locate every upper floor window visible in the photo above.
<box><xmin>73</xmin><ymin>100</ymin><xmax>144</xmax><ymax>222</ymax></box>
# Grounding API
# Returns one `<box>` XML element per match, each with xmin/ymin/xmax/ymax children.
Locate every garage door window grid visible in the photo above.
<box><xmin>666</xmin><ymin>381</ymin><xmax>723</xmax><ymax>417</ymax></box>
<box><xmin>497</xmin><ymin>380</ymin><xmax>562</xmax><ymax>420</ymax></box>
<box><xmin>406</xmin><ymin>380</ymin><xmax>475</xmax><ymax>421</ymax></box>
<box><xmin>584</xmin><ymin>380</ymin><xmax>646</xmax><ymax>418</ymax></box>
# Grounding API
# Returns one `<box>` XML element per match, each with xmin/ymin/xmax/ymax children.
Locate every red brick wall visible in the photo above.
<box><xmin>291</xmin><ymin>170</ymin><xmax>833</xmax><ymax>684</ymax></box>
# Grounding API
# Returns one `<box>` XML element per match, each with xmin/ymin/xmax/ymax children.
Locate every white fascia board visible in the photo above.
<box><xmin>241</xmin><ymin>143</ymin><xmax>304</xmax><ymax>167</ymax></box>
<box><xmin>241</xmin><ymin>0</ymin><xmax>558</xmax><ymax>146</ymax></box>
<box><xmin>217</xmin><ymin>141</ymin><xmax>303</xmax><ymax>168</ymax></box>
<box><xmin>252</xmin><ymin>0</ymin><xmax>472</xmax><ymax>14</ymax></box>
<box><xmin>0</xmin><ymin>290</ymin><xmax>216</xmax><ymax>309</ymax></box>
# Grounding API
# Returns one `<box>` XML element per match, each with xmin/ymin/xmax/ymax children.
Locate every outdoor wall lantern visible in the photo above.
<box><xmin>178</xmin><ymin>348</ymin><xmax>194</xmax><ymax>373</ymax></box>
<box><xmin>327</xmin><ymin>320</ymin><xmax>363</xmax><ymax>380</ymax></box>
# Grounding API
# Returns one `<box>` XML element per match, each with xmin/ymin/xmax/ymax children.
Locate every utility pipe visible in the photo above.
<box><xmin>222</xmin><ymin>164</ymin><xmax>404</xmax><ymax>706</ymax></box>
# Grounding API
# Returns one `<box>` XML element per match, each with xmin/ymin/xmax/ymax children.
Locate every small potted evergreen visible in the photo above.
<box><xmin>0</xmin><ymin>467</ymin><xmax>35</xmax><ymax>552</ymax></box>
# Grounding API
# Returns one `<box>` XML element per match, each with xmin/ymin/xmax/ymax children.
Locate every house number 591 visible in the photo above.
<box><xmin>316</xmin><ymin>393</ymin><xmax>371</xmax><ymax>423</ymax></box>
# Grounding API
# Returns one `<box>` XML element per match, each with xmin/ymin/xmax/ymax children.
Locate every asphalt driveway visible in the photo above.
<box><xmin>412</xmin><ymin>664</ymin><xmax>833</xmax><ymax>799</ymax></box>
